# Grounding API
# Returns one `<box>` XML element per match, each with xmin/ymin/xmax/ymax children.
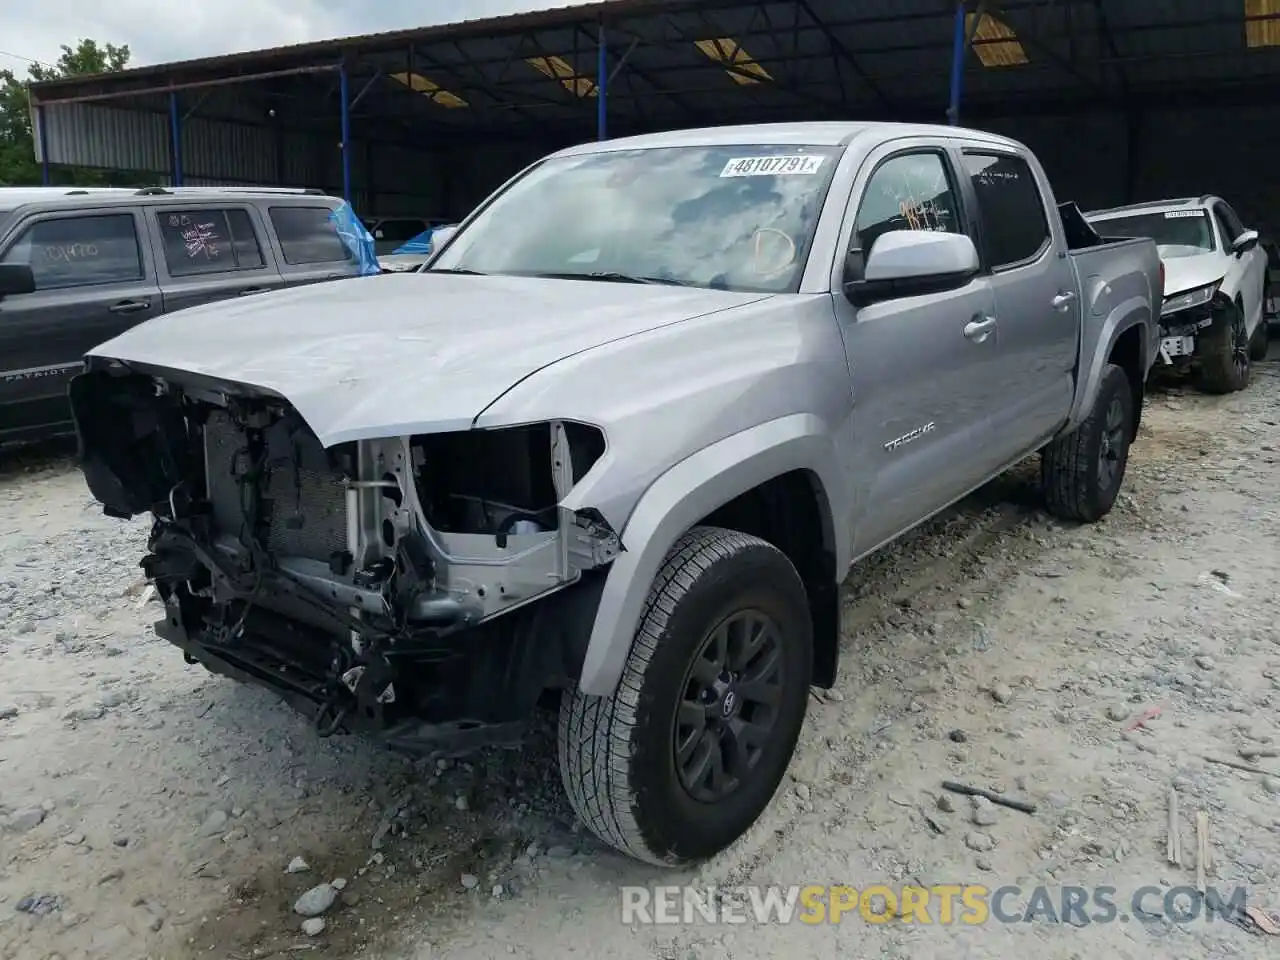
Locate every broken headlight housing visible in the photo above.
<box><xmin>1160</xmin><ymin>279</ymin><xmax>1220</xmax><ymax>318</ymax></box>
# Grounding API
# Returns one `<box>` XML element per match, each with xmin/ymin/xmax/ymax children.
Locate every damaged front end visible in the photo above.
<box><xmin>70</xmin><ymin>363</ymin><xmax>620</xmax><ymax>758</ymax></box>
<box><xmin>1156</xmin><ymin>280</ymin><xmax>1225</xmax><ymax>366</ymax></box>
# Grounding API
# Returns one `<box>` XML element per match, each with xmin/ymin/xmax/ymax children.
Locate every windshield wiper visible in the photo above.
<box><xmin>534</xmin><ymin>270</ymin><xmax>690</xmax><ymax>286</ymax></box>
<box><xmin>425</xmin><ymin>267</ymin><xmax>486</xmax><ymax>275</ymax></box>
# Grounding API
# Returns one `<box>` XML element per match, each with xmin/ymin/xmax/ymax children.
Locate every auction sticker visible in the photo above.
<box><xmin>720</xmin><ymin>155</ymin><xmax>825</xmax><ymax>177</ymax></box>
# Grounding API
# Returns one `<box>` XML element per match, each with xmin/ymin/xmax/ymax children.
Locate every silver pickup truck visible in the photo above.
<box><xmin>65</xmin><ymin>122</ymin><xmax>1160</xmax><ymax>867</ymax></box>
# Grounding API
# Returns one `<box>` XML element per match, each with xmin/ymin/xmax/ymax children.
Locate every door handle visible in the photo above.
<box><xmin>963</xmin><ymin>316</ymin><xmax>997</xmax><ymax>342</ymax></box>
<box><xmin>1051</xmin><ymin>291</ymin><xmax>1077</xmax><ymax>311</ymax></box>
<box><xmin>108</xmin><ymin>299</ymin><xmax>151</xmax><ymax>315</ymax></box>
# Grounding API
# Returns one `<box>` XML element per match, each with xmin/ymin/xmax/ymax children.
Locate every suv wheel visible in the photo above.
<box><xmin>1248</xmin><ymin>317</ymin><xmax>1269</xmax><ymax>362</ymax></box>
<box><xmin>1198</xmin><ymin>300</ymin><xmax>1251</xmax><ymax>393</ymax></box>
<box><xmin>1041</xmin><ymin>362</ymin><xmax>1134</xmax><ymax>523</ymax></box>
<box><xmin>558</xmin><ymin>526</ymin><xmax>812</xmax><ymax>866</ymax></box>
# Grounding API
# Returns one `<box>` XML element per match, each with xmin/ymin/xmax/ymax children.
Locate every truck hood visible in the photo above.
<box><xmin>87</xmin><ymin>273</ymin><xmax>769</xmax><ymax>447</ymax></box>
<box><xmin>1158</xmin><ymin>248</ymin><xmax>1226</xmax><ymax>297</ymax></box>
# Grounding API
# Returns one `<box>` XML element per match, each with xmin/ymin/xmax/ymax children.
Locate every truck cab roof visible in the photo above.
<box><xmin>552</xmin><ymin>120</ymin><xmax>1025</xmax><ymax>157</ymax></box>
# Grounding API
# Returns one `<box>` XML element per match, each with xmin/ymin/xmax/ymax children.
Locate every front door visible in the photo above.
<box><xmin>829</xmin><ymin>145</ymin><xmax>1003</xmax><ymax>557</ymax></box>
<box><xmin>1212</xmin><ymin>201</ymin><xmax>1267</xmax><ymax>332</ymax></box>
<box><xmin>0</xmin><ymin>210</ymin><xmax>161</xmax><ymax>441</ymax></box>
<box><xmin>958</xmin><ymin>149</ymin><xmax>1078</xmax><ymax>463</ymax></box>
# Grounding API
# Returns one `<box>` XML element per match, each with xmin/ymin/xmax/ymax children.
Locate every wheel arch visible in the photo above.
<box><xmin>576</xmin><ymin>414</ymin><xmax>848</xmax><ymax>697</ymax></box>
<box><xmin>1106</xmin><ymin>324</ymin><xmax>1146</xmax><ymax>441</ymax></box>
<box><xmin>1063</xmin><ymin>300</ymin><xmax>1151</xmax><ymax>439</ymax></box>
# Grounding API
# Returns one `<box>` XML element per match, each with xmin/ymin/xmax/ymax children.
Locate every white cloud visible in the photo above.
<box><xmin>0</xmin><ymin>1</ymin><xmax>584</xmax><ymax>76</ymax></box>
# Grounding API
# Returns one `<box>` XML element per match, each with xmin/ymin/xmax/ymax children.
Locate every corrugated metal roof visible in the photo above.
<box><xmin>27</xmin><ymin>0</ymin><xmax>1280</xmax><ymax>171</ymax></box>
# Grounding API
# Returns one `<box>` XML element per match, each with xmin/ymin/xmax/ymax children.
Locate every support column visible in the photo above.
<box><xmin>596</xmin><ymin>24</ymin><xmax>608</xmax><ymax>141</ymax></box>
<box><xmin>339</xmin><ymin>62</ymin><xmax>352</xmax><ymax>205</ymax></box>
<box><xmin>37</xmin><ymin>104</ymin><xmax>50</xmax><ymax>185</ymax></box>
<box><xmin>168</xmin><ymin>91</ymin><xmax>184</xmax><ymax>186</ymax></box>
<box><xmin>947</xmin><ymin>1</ymin><xmax>966</xmax><ymax>125</ymax></box>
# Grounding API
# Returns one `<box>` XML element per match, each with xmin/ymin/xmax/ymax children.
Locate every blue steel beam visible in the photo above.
<box><xmin>947</xmin><ymin>1</ymin><xmax>966</xmax><ymax>125</ymax></box>
<box><xmin>339</xmin><ymin>62</ymin><xmax>352</xmax><ymax>205</ymax></box>
<box><xmin>37</xmin><ymin>105</ymin><xmax>50</xmax><ymax>185</ymax></box>
<box><xmin>169</xmin><ymin>91</ymin><xmax>184</xmax><ymax>186</ymax></box>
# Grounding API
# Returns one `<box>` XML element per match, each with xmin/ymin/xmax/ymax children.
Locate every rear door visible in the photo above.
<box><xmin>830</xmin><ymin>142</ymin><xmax>1002</xmax><ymax>556</ymax></box>
<box><xmin>958</xmin><ymin>148</ymin><xmax>1078</xmax><ymax>464</ymax></box>
<box><xmin>148</xmin><ymin>203</ymin><xmax>286</xmax><ymax>313</ymax></box>
<box><xmin>0</xmin><ymin>209</ymin><xmax>161</xmax><ymax>439</ymax></box>
<box><xmin>263</xmin><ymin>203</ymin><xmax>364</xmax><ymax>287</ymax></box>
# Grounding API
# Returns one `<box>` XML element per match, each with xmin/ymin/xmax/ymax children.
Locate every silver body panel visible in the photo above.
<box><xmin>85</xmin><ymin>121</ymin><xmax>1161</xmax><ymax>698</ymax></box>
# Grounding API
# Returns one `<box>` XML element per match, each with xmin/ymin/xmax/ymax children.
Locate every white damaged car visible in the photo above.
<box><xmin>1087</xmin><ymin>196</ymin><xmax>1268</xmax><ymax>392</ymax></box>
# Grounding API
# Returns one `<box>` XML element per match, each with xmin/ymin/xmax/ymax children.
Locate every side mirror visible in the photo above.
<box><xmin>1232</xmin><ymin>229</ymin><xmax>1259</xmax><ymax>256</ymax></box>
<box><xmin>0</xmin><ymin>263</ymin><xmax>36</xmax><ymax>299</ymax></box>
<box><xmin>844</xmin><ymin>230</ymin><xmax>979</xmax><ymax>306</ymax></box>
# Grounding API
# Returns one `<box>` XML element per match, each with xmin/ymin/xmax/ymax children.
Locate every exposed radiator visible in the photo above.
<box><xmin>203</xmin><ymin>411</ymin><xmax>348</xmax><ymax>562</ymax></box>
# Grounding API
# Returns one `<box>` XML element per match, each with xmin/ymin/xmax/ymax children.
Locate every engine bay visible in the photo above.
<box><xmin>69</xmin><ymin>365</ymin><xmax>620</xmax><ymax>755</ymax></box>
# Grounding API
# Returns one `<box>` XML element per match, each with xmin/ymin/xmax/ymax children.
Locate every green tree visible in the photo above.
<box><xmin>0</xmin><ymin>39</ymin><xmax>136</xmax><ymax>186</ymax></box>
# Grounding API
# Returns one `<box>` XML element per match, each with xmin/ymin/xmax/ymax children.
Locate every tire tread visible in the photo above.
<box><xmin>558</xmin><ymin>526</ymin><xmax>779</xmax><ymax>865</ymax></box>
<box><xmin>1042</xmin><ymin>363</ymin><xmax>1131</xmax><ymax>523</ymax></box>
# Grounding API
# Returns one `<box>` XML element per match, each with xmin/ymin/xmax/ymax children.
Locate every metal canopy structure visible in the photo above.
<box><xmin>25</xmin><ymin>0</ymin><xmax>1280</xmax><ymax>204</ymax></box>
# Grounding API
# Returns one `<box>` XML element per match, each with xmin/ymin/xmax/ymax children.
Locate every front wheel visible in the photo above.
<box><xmin>1248</xmin><ymin>317</ymin><xmax>1270</xmax><ymax>362</ymax></box>
<box><xmin>1041</xmin><ymin>362</ymin><xmax>1134</xmax><ymax>523</ymax></box>
<box><xmin>558</xmin><ymin>526</ymin><xmax>813</xmax><ymax>866</ymax></box>
<box><xmin>1197</xmin><ymin>301</ymin><xmax>1251</xmax><ymax>393</ymax></box>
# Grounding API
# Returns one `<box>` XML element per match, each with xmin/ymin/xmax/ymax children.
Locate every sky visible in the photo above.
<box><xmin>0</xmin><ymin>1</ymin><xmax>582</xmax><ymax>76</ymax></box>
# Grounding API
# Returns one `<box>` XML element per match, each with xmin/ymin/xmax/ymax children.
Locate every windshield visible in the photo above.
<box><xmin>430</xmin><ymin>144</ymin><xmax>842</xmax><ymax>292</ymax></box>
<box><xmin>1091</xmin><ymin>210</ymin><xmax>1215</xmax><ymax>258</ymax></box>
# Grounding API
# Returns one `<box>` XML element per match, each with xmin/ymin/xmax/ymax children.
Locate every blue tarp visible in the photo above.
<box><xmin>392</xmin><ymin>227</ymin><xmax>437</xmax><ymax>256</ymax></box>
<box><xmin>329</xmin><ymin>202</ymin><xmax>381</xmax><ymax>276</ymax></box>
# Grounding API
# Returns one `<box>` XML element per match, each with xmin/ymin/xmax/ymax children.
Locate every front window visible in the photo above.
<box><xmin>430</xmin><ymin>144</ymin><xmax>843</xmax><ymax>292</ymax></box>
<box><xmin>1091</xmin><ymin>210</ymin><xmax>1215</xmax><ymax>258</ymax></box>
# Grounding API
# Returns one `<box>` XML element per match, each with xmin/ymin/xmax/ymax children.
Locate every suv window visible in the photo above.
<box><xmin>268</xmin><ymin>206</ymin><xmax>353</xmax><ymax>265</ymax></box>
<box><xmin>853</xmin><ymin>152</ymin><xmax>963</xmax><ymax>257</ymax></box>
<box><xmin>961</xmin><ymin>152</ymin><xmax>1050</xmax><ymax>269</ymax></box>
<box><xmin>157</xmin><ymin>208</ymin><xmax>265</xmax><ymax>277</ymax></box>
<box><xmin>370</xmin><ymin>218</ymin><xmax>427</xmax><ymax>243</ymax></box>
<box><xmin>0</xmin><ymin>213</ymin><xmax>143</xmax><ymax>290</ymax></box>
<box><xmin>1212</xmin><ymin>204</ymin><xmax>1243</xmax><ymax>247</ymax></box>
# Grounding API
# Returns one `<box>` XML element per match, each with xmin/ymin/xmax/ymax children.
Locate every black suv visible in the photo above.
<box><xmin>0</xmin><ymin>186</ymin><xmax>366</xmax><ymax>445</ymax></box>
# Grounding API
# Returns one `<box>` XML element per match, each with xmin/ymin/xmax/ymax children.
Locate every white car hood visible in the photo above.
<box><xmin>87</xmin><ymin>273</ymin><xmax>768</xmax><ymax>447</ymax></box>
<box><xmin>1158</xmin><ymin>248</ymin><xmax>1226</xmax><ymax>298</ymax></box>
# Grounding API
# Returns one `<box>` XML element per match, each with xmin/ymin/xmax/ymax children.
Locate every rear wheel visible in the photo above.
<box><xmin>558</xmin><ymin>526</ymin><xmax>812</xmax><ymax>865</ymax></box>
<box><xmin>1248</xmin><ymin>317</ymin><xmax>1269</xmax><ymax>362</ymax></box>
<box><xmin>1197</xmin><ymin>301</ymin><xmax>1251</xmax><ymax>393</ymax></box>
<box><xmin>1041</xmin><ymin>362</ymin><xmax>1134</xmax><ymax>523</ymax></box>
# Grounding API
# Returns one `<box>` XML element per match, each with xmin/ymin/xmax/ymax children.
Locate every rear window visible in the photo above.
<box><xmin>157</xmin><ymin>208</ymin><xmax>265</xmax><ymax>277</ymax></box>
<box><xmin>961</xmin><ymin>152</ymin><xmax>1050</xmax><ymax>269</ymax></box>
<box><xmin>0</xmin><ymin>213</ymin><xmax>143</xmax><ymax>290</ymax></box>
<box><xmin>268</xmin><ymin>206</ymin><xmax>354</xmax><ymax>265</ymax></box>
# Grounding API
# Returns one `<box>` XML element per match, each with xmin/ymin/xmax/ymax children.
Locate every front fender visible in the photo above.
<box><xmin>1062</xmin><ymin>291</ymin><xmax>1152</xmax><ymax>435</ymax></box>
<box><xmin>577</xmin><ymin>413</ymin><xmax>847</xmax><ymax>697</ymax></box>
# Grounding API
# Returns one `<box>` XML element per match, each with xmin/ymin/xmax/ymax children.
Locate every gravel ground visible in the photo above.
<box><xmin>1</xmin><ymin>352</ymin><xmax>1279</xmax><ymax>960</ymax></box>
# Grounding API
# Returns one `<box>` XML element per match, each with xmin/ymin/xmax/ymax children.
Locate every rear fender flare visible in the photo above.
<box><xmin>576</xmin><ymin>414</ymin><xmax>847</xmax><ymax>697</ymax></box>
<box><xmin>1061</xmin><ymin>296</ymin><xmax>1151</xmax><ymax>435</ymax></box>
